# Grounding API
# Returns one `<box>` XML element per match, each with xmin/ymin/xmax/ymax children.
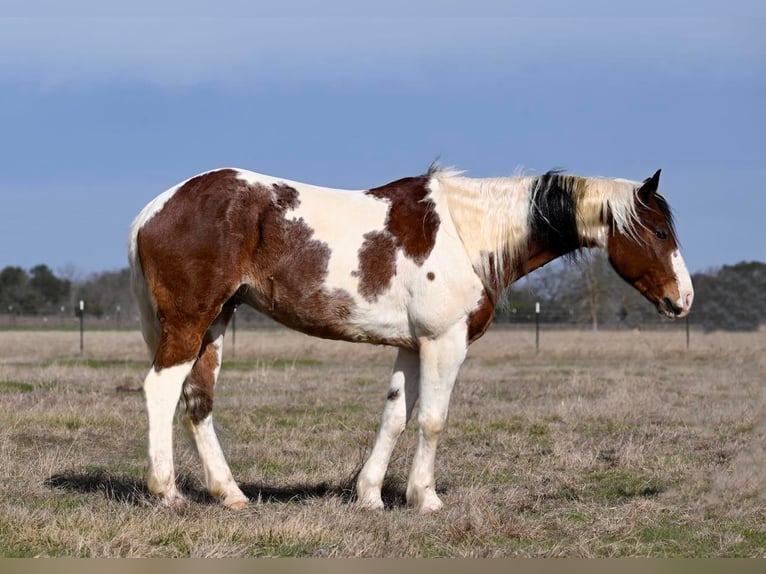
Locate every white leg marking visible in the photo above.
<box><xmin>184</xmin><ymin>330</ymin><xmax>248</xmax><ymax>509</ymax></box>
<box><xmin>406</xmin><ymin>324</ymin><xmax>468</xmax><ymax>513</ymax></box>
<box><xmin>671</xmin><ymin>249</ymin><xmax>694</xmax><ymax>316</ymax></box>
<box><xmin>184</xmin><ymin>414</ymin><xmax>248</xmax><ymax>508</ymax></box>
<box><xmin>143</xmin><ymin>360</ymin><xmax>195</xmax><ymax>503</ymax></box>
<box><xmin>357</xmin><ymin>348</ymin><xmax>420</xmax><ymax>510</ymax></box>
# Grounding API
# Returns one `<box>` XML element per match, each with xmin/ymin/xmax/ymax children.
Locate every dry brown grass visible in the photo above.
<box><xmin>0</xmin><ymin>327</ymin><xmax>764</xmax><ymax>557</ymax></box>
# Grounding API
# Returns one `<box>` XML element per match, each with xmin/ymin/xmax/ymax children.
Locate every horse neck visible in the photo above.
<box><xmin>437</xmin><ymin>172</ymin><xmax>627</xmax><ymax>294</ymax></box>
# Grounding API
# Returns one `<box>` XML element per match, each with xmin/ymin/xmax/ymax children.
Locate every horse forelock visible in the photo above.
<box><xmin>650</xmin><ymin>192</ymin><xmax>678</xmax><ymax>243</ymax></box>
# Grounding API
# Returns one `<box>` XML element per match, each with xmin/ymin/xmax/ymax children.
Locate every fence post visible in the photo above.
<box><xmin>79</xmin><ymin>300</ymin><xmax>85</xmax><ymax>353</ymax></box>
<box><xmin>535</xmin><ymin>301</ymin><xmax>540</xmax><ymax>353</ymax></box>
<box><xmin>231</xmin><ymin>306</ymin><xmax>237</xmax><ymax>358</ymax></box>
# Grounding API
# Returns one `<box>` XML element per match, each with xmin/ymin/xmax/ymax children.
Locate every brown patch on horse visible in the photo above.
<box><xmin>137</xmin><ymin>170</ymin><xmax>358</xmax><ymax>370</ymax></box>
<box><xmin>427</xmin><ymin>272</ymin><xmax>435</xmax><ymax>281</ymax></box>
<box><xmin>356</xmin><ymin>231</ymin><xmax>397</xmax><ymax>301</ymax></box>
<box><xmin>367</xmin><ymin>175</ymin><xmax>440</xmax><ymax>262</ymax></box>
<box><xmin>182</xmin><ymin>308</ymin><xmax>235</xmax><ymax>424</ymax></box>
<box><xmin>138</xmin><ymin>170</ymin><xmax>263</xmax><ymax>368</ymax></box>
<box><xmin>356</xmin><ymin>175</ymin><xmax>441</xmax><ymax>301</ymax></box>
<box><xmin>466</xmin><ymin>290</ymin><xmax>496</xmax><ymax>344</ymax></box>
<box><xmin>242</xmin><ymin>183</ymin><xmax>356</xmax><ymax>338</ymax></box>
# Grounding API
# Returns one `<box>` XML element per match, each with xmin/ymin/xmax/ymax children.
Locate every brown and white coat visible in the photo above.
<box><xmin>129</xmin><ymin>165</ymin><xmax>693</xmax><ymax>512</ymax></box>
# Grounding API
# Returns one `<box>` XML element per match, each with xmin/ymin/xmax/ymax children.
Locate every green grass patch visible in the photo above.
<box><xmin>548</xmin><ymin>469</ymin><xmax>669</xmax><ymax>505</ymax></box>
<box><xmin>149</xmin><ymin>526</ymin><xmax>193</xmax><ymax>554</ymax></box>
<box><xmin>247</xmin><ymin>530</ymin><xmax>318</xmax><ymax>557</ymax></box>
<box><xmin>48</xmin><ymin>359</ymin><xmax>147</xmax><ymax>369</ymax></box>
<box><xmin>487</xmin><ymin>468</ymin><xmax>520</xmax><ymax>485</ymax></box>
<box><xmin>0</xmin><ymin>542</ymin><xmax>37</xmax><ymax>558</ymax></box>
<box><xmin>563</xmin><ymin>509</ymin><xmax>593</xmax><ymax>524</ymax></box>
<box><xmin>223</xmin><ymin>358</ymin><xmax>322</xmax><ymax>370</ymax></box>
<box><xmin>575</xmin><ymin>416</ymin><xmax>634</xmax><ymax>437</ymax></box>
<box><xmin>728</xmin><ymin>526</ymin><xmax>766</xmax><ymax>556</ymax></box>
<box><xmin>23</xmin><ymin>414</ymin><xmax>124</xmax><ymax>431</ymax></box>
<box><xmin>487</xmin><ymin>416</ymin><xmax>526</xmax><ymax>434</ymax></box>
<box><xmin>417</xmin><ymin>538</ymin><xmax>452</xmax><ymax>558</ymax></box>
<box><xmin>637</xmin><ymin>522</ymin><xmax>711</xmax><ymax>557</ymax></box>
<box><xmin>586</xmin><ymin>469</ymin><xmax>668</xmax><ymax>502</ymax></box>
<box><xmin>0</xmin><ymin>380</ymin><xmax>35</xmax><ymax>393</ymax></box>
<box><xmin>84</xmin><ymin>463</ymin><xmax>144</xmax><ymax>479</ymax></box>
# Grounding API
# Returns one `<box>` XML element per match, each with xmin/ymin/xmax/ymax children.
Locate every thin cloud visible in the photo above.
<box><xmin>0</xmin><ymin>17</ymin><xmax>762</xmax><ymax>89</ymax></box>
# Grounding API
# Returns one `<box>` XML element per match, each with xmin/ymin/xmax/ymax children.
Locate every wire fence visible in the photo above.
<box><xmin>0</xmin><ymin>309</ymin><xmax>707</xmax><ymax>334</ymax></box>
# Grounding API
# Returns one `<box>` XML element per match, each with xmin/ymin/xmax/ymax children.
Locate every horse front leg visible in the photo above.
<box><xmin>406</xmin><ymin>323</ymin><xmax>468</xmax><ymax>513</ymax></box>
<box><xmin>356</xmin><ymin>348</ymin><xmax>420</xmax><ymax>509</ymax></box>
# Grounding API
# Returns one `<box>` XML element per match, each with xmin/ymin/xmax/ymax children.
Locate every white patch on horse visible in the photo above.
<box><xmin>143</xmin><ymin>360</ymin><xmax>195</xmax><ymax>503</ymax></box>
<box><xmin>236</xmin><ymin>168</ymin><xmax>389</xmax><ymax>296</ymax></box>
<box><xmin>346</xmin><ymin>178</ymin><xmax>484</xmax><ymax>345</ymax></box>
<box><xmin>671</xmin><ymin>249</ymin><xmax>694</xmax><ymax>314</ymax></box>
<box><xmin>357</xmin><ymin>348</ymin><xmax>420</xmax><ymax>509</ymax></box>
<box><xmin>184</xmin><ymin>414</ymin><xmax>248</xmax><ymax>508</ymax></box>
<box><xmin>283</xmin><ymin>187</ymin><xmax>389</xmax><ymax>296</ymax></box>
<box><xmin>436</xmin><ymin>172</ymin><xmax>532</xmax><ymax>286</ymax></box>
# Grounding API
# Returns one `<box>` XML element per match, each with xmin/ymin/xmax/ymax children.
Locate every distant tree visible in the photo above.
<box><xmin>692</xmin><ymin>261</ymin><xmax>766</xmax><ymax>331</ymax></box>
<box><xmin>28</xmin><ymin>264</ymin><xmax>70</xmax><ymax>308</ymax></box>
<box><xmin>74</xmin><ymin>268</ymin><xmax>135</xmax><ymax>318</ymax></box>
<box><xmin>0</xmin><ymin>266</ymin><xmax>29</xmax><ymax>313</ymax></box>
<box><xmin>575</xmin><ymin>253</ymin><xmax>603</xmax><ymax>331</ymax></box>
<box><xmin>0</xmin><ymin>266</ymin><xmax>45</xmax><ymax>314</ymax></box>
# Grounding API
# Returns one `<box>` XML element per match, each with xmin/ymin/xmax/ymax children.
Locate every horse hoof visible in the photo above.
<box><xmin>159</xmin><ymin>495</ymin><xmax>189</xmax><ymax>511</ymax></box>
<box><xmin>357</xmin><ymin>497</ymin><xmax>385</xmax><ymax>511</ymax></box>
<box><xmin>225</xmin><ymin>499</ymin><xmax>249</xmax><ymax>510</ymax></box>
<box><xmin>418</xmin><ymin>499</ymin><xmax>444</xmax><ymax>514</ymax></box>
<box><xmin>408</xmin><ymin>489</ymin><xmax>444</xmax><ymax>514</ymax></box>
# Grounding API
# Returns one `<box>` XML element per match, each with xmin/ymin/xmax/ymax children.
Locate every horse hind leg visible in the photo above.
<box><xmin>356</xmin><ymin>348</ymin><xmax>420</xmax><ymax>509</ymax></box>
<box><xmin>182</xmin><ymin>307</ymin><xmax>248</xmax><ymax>509</ymax></box>
<box><xmin>143</xmin><ymin>344</ymin><xmax>197</xmax><ymax>507</ymax></box>
<box><xmin>143</xmin><ymin>308</ymin><xmax>226</xmax><ymax>507</ymax></box>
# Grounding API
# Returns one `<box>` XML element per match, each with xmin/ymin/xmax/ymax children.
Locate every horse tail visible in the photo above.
<box><xmin>128</xmin><ymin>210</ymin><xmax>161</xmax><ymax>360</ymax></box>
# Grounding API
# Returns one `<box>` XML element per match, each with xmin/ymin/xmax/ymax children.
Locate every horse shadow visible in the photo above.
<box><xmin>44</xmin><ymin>469</ymin><xmax>408</xmax><ymax>509</ymax></box>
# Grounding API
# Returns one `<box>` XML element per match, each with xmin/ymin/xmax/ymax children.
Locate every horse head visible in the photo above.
<box><xmin>606</xmin><ymin>170</ymin><xmax>694</xmax><ymax>319</ymax></box>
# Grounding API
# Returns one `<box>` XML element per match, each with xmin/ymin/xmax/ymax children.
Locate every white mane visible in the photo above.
<box><xmin>432</xmin><ymin>168</ymin><xmax>643</xmax><ymax>291</ymax></box>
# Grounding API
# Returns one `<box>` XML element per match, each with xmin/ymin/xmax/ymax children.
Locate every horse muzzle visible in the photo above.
<box><xmin>658</xmin><ymin>290</ymin><xmax>693</xmax><ymax>319</ymax></box>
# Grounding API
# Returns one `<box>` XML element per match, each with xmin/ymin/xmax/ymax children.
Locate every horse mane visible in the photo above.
<box><xmin>432</xmin><ymin>166</ymin><xmax>655</xmax><ymax>292</ymax></box>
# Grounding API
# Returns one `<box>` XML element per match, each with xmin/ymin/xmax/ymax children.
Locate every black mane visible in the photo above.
<box><xmin>527</xmin><ymin>170</ymin><xmax>581</xmax><ymax>253</ymax></box>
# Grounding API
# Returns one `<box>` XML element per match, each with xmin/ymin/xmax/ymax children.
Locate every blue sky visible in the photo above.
<box><xmin>1</xmin><ymin>3</ymin><xmax>764</xmax><ymax>277</ymax></box>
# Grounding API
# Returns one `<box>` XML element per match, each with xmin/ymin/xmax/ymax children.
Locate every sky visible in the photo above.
<box><xmin>1</xmin><ymin>2</ymin><xmax>764</xmax><ymax>278</ymax></box>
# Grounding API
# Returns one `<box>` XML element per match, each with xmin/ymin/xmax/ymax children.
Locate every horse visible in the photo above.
<box><xmin>128</xmin><ymin>163</ymin><xmax>693</xmax><ymax>513</ymax></box>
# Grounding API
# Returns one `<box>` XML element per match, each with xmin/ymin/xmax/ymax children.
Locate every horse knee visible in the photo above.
<box><xmin>419</xmin><ymin>413</ymin><xmax>445</xmax><ymax>440</ymax></box>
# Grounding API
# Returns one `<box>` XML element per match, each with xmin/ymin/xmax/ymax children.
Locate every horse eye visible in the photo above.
<box><xmin>654</xmin><ymin>229</ymin><xmax>668</xmax><ymax>240</ymax></box>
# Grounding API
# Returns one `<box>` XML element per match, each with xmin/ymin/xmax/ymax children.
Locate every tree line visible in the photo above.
<box><xmin>1</xmin><ymin>257</ymin><xmax>764</xmax><ymax>331</ymax></box>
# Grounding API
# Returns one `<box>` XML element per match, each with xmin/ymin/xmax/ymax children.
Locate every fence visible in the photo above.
<box><xmin>0</xmin><ymin>309</ymin><xmax>710</xmax><ymax>336</ymax></box>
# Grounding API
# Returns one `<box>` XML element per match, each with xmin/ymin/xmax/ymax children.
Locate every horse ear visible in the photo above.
<box><xmin>638</xmin><ymin>169</ymin><xmax>661</xmax><ymax>203</ymax></box>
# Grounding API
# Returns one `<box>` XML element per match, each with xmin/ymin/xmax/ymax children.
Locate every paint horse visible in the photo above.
<box><xmin>129</xmin><ymin>164</ymin><xmax>693</xmax><ymax>513</ymax></box>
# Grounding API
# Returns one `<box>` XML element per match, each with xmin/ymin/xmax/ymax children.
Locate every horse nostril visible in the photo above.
<box><xmin>663</xmin><ymin>297</ymin><xmax>682</xmax><ymax>316</ymax></box>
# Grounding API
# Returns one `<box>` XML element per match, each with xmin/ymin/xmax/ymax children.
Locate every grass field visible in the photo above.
<box><xmin>0</xmin><ymin>326</ymin><xmax>764</xmax><ymax>557</ymax></box>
